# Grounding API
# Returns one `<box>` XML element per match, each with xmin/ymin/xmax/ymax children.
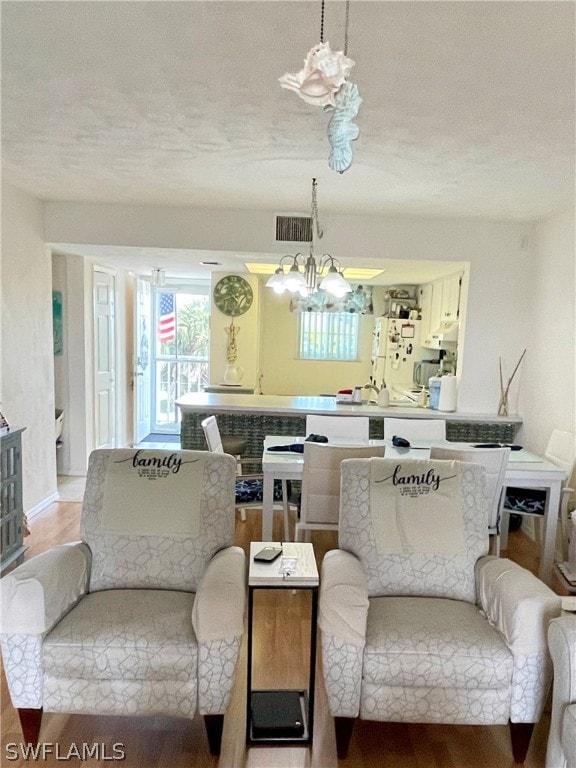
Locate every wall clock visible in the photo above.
<box><xmin>213</xmin><ymin>275</ymin><xmax>254</xmax><ymax>316</ymax></box>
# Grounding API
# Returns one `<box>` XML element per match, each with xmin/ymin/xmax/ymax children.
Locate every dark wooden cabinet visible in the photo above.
<box><xmin>1</xmin><ymin>428</ymin><xmax>26</xmax><ymax>572</ymax></box>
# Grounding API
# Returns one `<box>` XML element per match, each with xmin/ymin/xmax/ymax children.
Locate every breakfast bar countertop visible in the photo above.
<box><xmin>176</xmin><ymin>393</ymin><xmax>522</xmax><ymax>424</ymax></box>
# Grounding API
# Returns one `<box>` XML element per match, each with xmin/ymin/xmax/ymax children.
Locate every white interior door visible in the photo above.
<box><xmin>134</xmin><ymin>278</ymin><xmax>152</xmax><ymax>443</ymax></box>
<box><xmin>94</xmin><ymin>270</ymin><xmax>116</xmax><ymax>449</ymax></box>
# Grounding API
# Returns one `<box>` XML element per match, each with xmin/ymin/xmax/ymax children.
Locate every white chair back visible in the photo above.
<box><xmin>383</xmin><ymin>417</ymin><xmax>446</xmax><ymax>441</ymax></box>
<box><xmin>545</xmin><ymin>429</ymin><xmax>576</xmax><ymax>476</ymax></box>
<box><xmin>339</xmin><ymin>457</ymin><xmax>488</xmax><ymax>601</ymax></box>
<box><xmin>296</xmin><ymin>443</ymin><xmax>386</xmax><ymax>540</ymax></box>
<box><xmin>306</xmin><ymin>414</ymin><xmax>369</xmax><ymax>441</ymax></box>
<box><xmin>430</xmin><ymin>446</ymin><xmax>510</xmax><ymax>533</ymax></box>
<box><xmin>201</xmin><ymin>415</ymin><xmax>224</xmax><ymax>453</ymax></box>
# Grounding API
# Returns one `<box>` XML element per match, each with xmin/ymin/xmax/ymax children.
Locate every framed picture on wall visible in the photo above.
<box><xmin>53</xmin><ymin>291</ymin><xmax>63</xmax><ymax>356</ymax></box>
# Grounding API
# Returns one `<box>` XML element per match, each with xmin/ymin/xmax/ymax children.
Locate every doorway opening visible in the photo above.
<box><xmin>151</xmin><ymin>282</ymin><xmax>210</xmax><ymax>434</ymax></box>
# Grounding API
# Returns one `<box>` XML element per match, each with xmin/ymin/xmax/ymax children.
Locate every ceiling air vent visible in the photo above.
<box><xmin>275</xmin><ymin>215</ymin><xmax>312</xmax><ymax>243</ymax></box>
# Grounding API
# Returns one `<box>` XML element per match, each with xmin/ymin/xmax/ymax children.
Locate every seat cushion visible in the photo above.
<box><xmin>43</xmin><ymin>590</ymin><xmax>197</xmax><ymax>681</ymax></box>
<box><xmin>363</xmin><ymin>596</ymin><xmax>513</xmax><ymax>690</ymax></box>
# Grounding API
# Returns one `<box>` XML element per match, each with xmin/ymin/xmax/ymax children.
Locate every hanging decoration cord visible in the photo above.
<box><xmin>344</xmin><ymin>0</ymin><xmax>350</xmax><ymax>55</ymax></box>
<box><xmin>278</xmin><ymin>0</ymin><xmax>361</xmax><ymax>173</ymax></box>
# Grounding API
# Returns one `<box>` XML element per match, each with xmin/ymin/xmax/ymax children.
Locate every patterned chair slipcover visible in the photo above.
<box><xmin>0</xmin><ymin>448</ymin><xmax>246</xmax><ymax>756</ymax></box>
<box><xmin>319</xmin><ymin>457</ymin><xmax>561</xmax><ymax>762</ymax></box>
<box><xmin>546</xmin><ymin>615</ymin><xmax>576</xmax><ymax>768</ymax></box>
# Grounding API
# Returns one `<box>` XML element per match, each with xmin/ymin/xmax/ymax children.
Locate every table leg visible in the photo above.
<box><xmin>539</xmin><ymin>481</ymin><xmax>561</xmax><ymax>586</ymax></box>
<box><xmin>262</xmin><ymin>471</ymin><xmax>275</xmax><ymax>541</ymax></box>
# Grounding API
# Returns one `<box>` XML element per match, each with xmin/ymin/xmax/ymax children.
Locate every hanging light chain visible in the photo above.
<box><xmin>319</xmin><ymin>0</ymin><xmax>325</xmax><ymax>43</ymax></box>
<box><xmin>311</xmin><ymin>178</ymin><xmax>324</xmax><ymax>246</ymax></box>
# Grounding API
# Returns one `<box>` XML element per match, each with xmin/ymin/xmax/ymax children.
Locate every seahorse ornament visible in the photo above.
<box><xmin>327</xmin><ymin>81</ymin><xmax>362</xmax><ymax>174</ymax></box>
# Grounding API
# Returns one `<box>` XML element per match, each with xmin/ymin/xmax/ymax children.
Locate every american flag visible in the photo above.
<box><xmin>158</xmin><ymin>293</ymin><xmax>176</xmax><ymax>343</ymax></box>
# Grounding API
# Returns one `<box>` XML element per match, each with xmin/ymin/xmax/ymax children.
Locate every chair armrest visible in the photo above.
<box><xmin>476</xmin><ymin>556</ymin><xmax>561</xmax><ymax>654</ymax></box>
<box><xmin>319</xmin><ymin>549</ymin><xmax>369</xmax><ymax>647</ymax></box>
<box><xmin>0</xmin><ymin>542</ymin><xmax>91</xmax><ymax>635</ymax></box>
<box><xmin>192</xmin><ymin>546</ymin><xmax>246</xmax><ymax>643</ymax></box>
<box><xmin>546</xmin><ymin>616</ymin><xmax>576</xmax><ymax>768</ymax></box>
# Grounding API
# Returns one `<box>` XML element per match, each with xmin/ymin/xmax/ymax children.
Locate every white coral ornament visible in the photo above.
<box><xmin>279</xmin><ymin>41</ymin><xmax>355</xmax><ymax>108</ymax></box>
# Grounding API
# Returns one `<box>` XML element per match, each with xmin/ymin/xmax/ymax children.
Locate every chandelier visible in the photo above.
<box><xmin>266</xmin><ymin>179</ymin><xmax>352</xmax><ymax>298</ymax></box>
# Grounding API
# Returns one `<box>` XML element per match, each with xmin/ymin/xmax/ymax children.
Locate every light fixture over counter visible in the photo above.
<box><xmin>265</xmin><ymin>178</ymin><xmax>352</xmax><ymax>298</ymax></box>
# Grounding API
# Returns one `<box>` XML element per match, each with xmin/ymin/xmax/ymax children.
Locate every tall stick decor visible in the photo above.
<box><xmin>498</xmin><ymin>349</ymin><xmax>526</xmax><ymax>417</ymax></box>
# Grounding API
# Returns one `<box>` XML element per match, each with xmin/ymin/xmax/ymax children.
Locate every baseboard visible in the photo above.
<box><xmin>27</xmin><ymin>491</ymin><xmax>59</xmax><ymax>519</ymax></box>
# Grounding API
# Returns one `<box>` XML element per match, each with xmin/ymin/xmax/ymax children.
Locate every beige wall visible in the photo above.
<box><xmin>209</xmin><ymin>272</ymin><xmax>261</xmax><ymax>389</ymax></box>
<box><xmin>259</xmin><ymin>285</ymin><xmax>375</xmax><ymax>396</ymax></box>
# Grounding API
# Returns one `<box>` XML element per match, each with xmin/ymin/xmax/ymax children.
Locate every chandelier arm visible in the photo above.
<box><xmin>344</xmin><ymin>0</ymin><xmax>350</xmax><ymax>55</ymax></box>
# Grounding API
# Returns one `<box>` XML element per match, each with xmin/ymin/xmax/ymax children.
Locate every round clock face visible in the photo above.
<box><xmin>213</xmin><ymin>275</ymin><xmax>254</xmax><ymax>316</ymax></box>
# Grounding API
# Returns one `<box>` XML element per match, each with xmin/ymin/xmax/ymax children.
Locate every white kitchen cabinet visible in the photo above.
<box><xmin>441</xmin><ymin>274</ymin><xmax>462</xmax><ymax>321</ymax></box>
<box><xmin>420</xmin><ymin>281</ymin><xmax>443</xmax><ymax>346</ymax></box>
<box><xmin>420</xmin><ymin>273</ymin><xmax>462</xmax><ymax>346</ymax></box>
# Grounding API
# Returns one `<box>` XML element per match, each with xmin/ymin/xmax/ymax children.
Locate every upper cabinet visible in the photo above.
<box><xmin>419</xmin><ymin>273</ymin><xmax>462</xmax><ymax>348</ymax></box>
<box><xmin>441</xmin><ymin>273</ymin><xmax>462</xmax><ymax>322</ymax></box>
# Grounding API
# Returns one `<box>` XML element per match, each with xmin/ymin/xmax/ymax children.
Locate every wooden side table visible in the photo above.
<box><xmin>246</xmin><ymin>541</ymin><xmax>319</xmax><ymax>746</ymax></box>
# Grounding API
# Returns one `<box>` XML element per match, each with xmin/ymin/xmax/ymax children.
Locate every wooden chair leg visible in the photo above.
<box><xmin>334</xmin><ymin>716</ymin><xmax>355</xmax><ymax>760</ymax></box>
<box><xmin>204</xmin><ymin>714</ymin><xmax>224</xmax><ymax>756</ymax></box>
<box><xmin>17</xmin><ymin>708</ymin><xmax>43</xmax><ymax>745</ymax></box>
<box><xmin>509</xmin><ymin>721</ymin><xmax>534</xmax><ymax>763</ymax></box>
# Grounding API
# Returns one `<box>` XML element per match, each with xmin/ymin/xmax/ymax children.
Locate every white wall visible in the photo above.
<box><xmin>521</xmin><ymin>209</ymin><xmax>575</xmax><ymax>454</ymax></box>
<box><xmin>44</xmin><ymin>201</ymin><xmax>542</xmax><ymax>415</ymax></box>
<box><xmin>1</xmin><ymin>181</ymin><xmax>57</xmax><ymax>512</ymax></box>
<box><xmin>3</xmin><ymin>192</ymin><xmax>574</xmax><ymax>514</ymax></box>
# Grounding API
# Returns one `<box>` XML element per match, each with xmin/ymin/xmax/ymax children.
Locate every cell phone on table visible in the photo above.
<box><xmin>253</xmin><ymin>546</ymin><xmax>283</xmax><ymax>563</ymax></box>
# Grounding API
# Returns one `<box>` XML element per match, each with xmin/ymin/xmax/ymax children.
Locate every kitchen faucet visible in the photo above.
<box><xmin>363</xmin><ymin>383</ymin><xmax>381</xmax><ymax>403</ymax></box>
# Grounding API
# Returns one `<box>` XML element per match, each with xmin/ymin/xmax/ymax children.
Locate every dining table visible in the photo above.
<box><xmin>261</xmin><ymin>435</ymin><xmax>568</xmax><ymax>586</ymax></box>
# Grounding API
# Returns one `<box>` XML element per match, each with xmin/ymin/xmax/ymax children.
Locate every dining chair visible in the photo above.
<box><xmin>201</xmin><ymin>415</ymin><xmax>294</xmax><ymax>537</ymax></box>
<box><xmin>295</xmin><ymin>442</ymin><xmax>386</xmax><ymax>541</ymax></box>
<box><xmin>499</xmin><ymin>429</ymin><xmax>576</xmax><ymax>554</ymax></box>
<box><xmin>383</xmin><ymin>417</ymin><xmax>446</xmax><ymax>441</ymax></box>
<box><xmin>305</xmin><ymin>414</ymin><xmax>370</xmax><ymax>441</ymax></box>
<box><xmin>430</xmin><ymin>445</ymin><xmax>510</xmax><ymax>554</ymax></box>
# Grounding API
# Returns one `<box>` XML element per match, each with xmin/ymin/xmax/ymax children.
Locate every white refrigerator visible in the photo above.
<box><xmin>370</xmin><ymin>318</ymin><xmax>426</xmax><ymax>388</ymax></box>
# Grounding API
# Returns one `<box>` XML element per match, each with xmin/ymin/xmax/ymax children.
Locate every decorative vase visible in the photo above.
<box><xmin>223</xmin><ymin>363</ymin><xmax>244</xmax><ymax>385</ymax></box>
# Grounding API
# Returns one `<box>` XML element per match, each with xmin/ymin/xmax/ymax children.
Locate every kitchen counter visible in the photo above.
<box><xmin>176</xmin><ymin>392</ymin><xmax>519</xmax><ymax>422</ymax></box>
<box><xmin>176</xmin><ymin>393</ymin><xmax>521</xmax><ymax>454</ymax></box>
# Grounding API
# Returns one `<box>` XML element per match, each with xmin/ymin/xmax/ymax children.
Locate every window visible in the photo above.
<box><xmin>153</xmin><ymin>284</ymin><xmax>210</xmax><ymax>430</ymax></box>
<box><xmin>299</xmin><ymin>311</ymin><xmax>360</xmax><ymax>360</ymax></box>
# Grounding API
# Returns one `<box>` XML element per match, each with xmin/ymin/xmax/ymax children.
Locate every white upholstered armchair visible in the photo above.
<box><xmin>0</xmin><ymin>448</ymin><xmax>246</xmax><ymax>756</ymax></box>
<box><xmin>546</xmin><ymin>615</ymin><xmax>576</xmax><ymax>768</ymax></box>
<box><xmin>319</xmin><ymin>457</ymin><xmax>561</xmax><ymax>762</ymax></box>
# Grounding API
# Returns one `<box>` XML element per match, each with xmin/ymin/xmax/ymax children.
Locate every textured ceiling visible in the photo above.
<box><xmin>2</xmin><ymin>1</ymin><xmax>575</xmax><ymax>279</ymax></box>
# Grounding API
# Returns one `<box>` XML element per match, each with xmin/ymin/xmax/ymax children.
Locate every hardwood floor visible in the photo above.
<box><xmin>1</xmin><ymin>502</ymin><xmax>552</xmax><ymax>767</ymax></box>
